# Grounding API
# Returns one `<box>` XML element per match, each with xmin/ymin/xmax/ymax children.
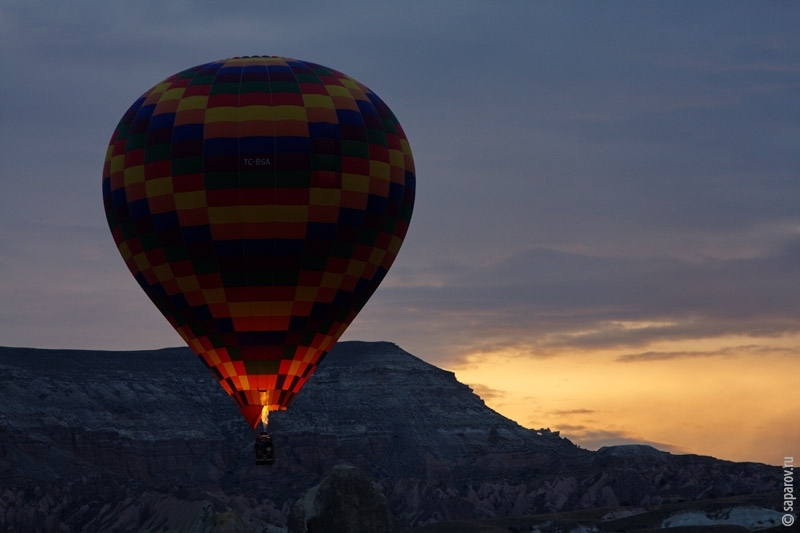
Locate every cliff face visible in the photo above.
<box><xmin>0</xmin><ymin>342</ymin><xmax>781</xmax><ymax>531</ymax></box>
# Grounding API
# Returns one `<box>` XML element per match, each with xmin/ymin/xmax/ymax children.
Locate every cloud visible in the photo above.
<box><xmin>549</xmin><ymin>409</ymin><xmax>597</xmax><ymax>416</ymax></box>
<box><xmin>358</xmin><ymin>236</ymin><xmax>800</xmax><ymax>364</ymax></box>
<box><xmin>616</xmin><ymin>344</ymin><xmax>795</xmax><ymax>363</ymax></box>
<box><xmin>464</xmin><ymin>383</ymin><xmax>507</xmax><ymax>403</ymax></box>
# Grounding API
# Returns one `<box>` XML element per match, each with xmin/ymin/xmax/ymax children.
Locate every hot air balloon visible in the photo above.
<box><xmin>102</xmin><ymin>56</ymin><xmax>415</xmax><ymax>438</ymax></box>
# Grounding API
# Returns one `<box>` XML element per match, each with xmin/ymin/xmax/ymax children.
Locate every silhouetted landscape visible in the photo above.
<box><xmin>0</xmin><ymin>342</ymin><xmax>786</xmax><ymax>531</ymax></box>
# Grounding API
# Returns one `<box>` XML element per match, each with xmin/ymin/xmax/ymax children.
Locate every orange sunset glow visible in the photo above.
<box><xmin>450</xmin><ymin>331</ymin><xmax>800</xmax><ymax>466</ymax></box>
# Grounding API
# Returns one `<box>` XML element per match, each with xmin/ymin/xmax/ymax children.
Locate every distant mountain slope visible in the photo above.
<box><xmin>0</xmin><ymin>342</ymin><xmax>781</xmax><ymax>531</ymax></box>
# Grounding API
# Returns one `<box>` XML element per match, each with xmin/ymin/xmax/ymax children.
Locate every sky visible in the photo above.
<box><xmin>1</xmin><ymin>1</ymin><xmax>798</xmax><ymax>466</ymax></box>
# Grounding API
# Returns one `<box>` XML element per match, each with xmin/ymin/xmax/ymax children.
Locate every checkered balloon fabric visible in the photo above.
<box><xmin>102</xmin><ymin>57</ymin><xmax>415</xmax><ymax>428</ymax></box>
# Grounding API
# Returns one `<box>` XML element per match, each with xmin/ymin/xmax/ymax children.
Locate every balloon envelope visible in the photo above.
<box><xmin>102</xmin><ymin>57</ymin><xmax>415</xmax><ymax>429</ymax></box>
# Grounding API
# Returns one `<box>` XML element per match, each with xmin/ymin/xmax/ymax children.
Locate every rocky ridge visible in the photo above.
<box><xmin>0</xmin><ymin>342</ymin><xmax>783</xmax><ymax>531</ymax></box>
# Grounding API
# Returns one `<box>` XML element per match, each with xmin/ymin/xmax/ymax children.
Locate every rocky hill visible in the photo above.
<box><xmin>0</xmin><ymin>342</ymin><xmax>783</xmax><ymax>531</ymax></box>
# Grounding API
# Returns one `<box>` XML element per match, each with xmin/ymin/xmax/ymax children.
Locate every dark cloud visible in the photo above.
<box><xmin>616</xmin><ymin>344</ymin><xmax>793</xmax><ymax>363</ymax></box>
<box><xmin>356</xmin><ymin>238</ymin><xmax>800</xmax><ymax>363</ymax></box>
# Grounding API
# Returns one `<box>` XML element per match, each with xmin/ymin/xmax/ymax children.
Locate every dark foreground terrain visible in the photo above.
<box><xmin>0</xmin><ymin>342</ymin><xmax>786</xmax><ymax>531</ymax></box>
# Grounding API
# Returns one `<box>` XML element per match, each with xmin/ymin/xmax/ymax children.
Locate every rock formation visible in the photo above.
<box><xmin>287</xmin><ymin>464</ymin><xmax>398</xmax><ymax>533</ymax></box>
<box><xmin>0</xmin><ymin>342</ymin><xmax>783</xmax><ymax>531</ymax></box>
